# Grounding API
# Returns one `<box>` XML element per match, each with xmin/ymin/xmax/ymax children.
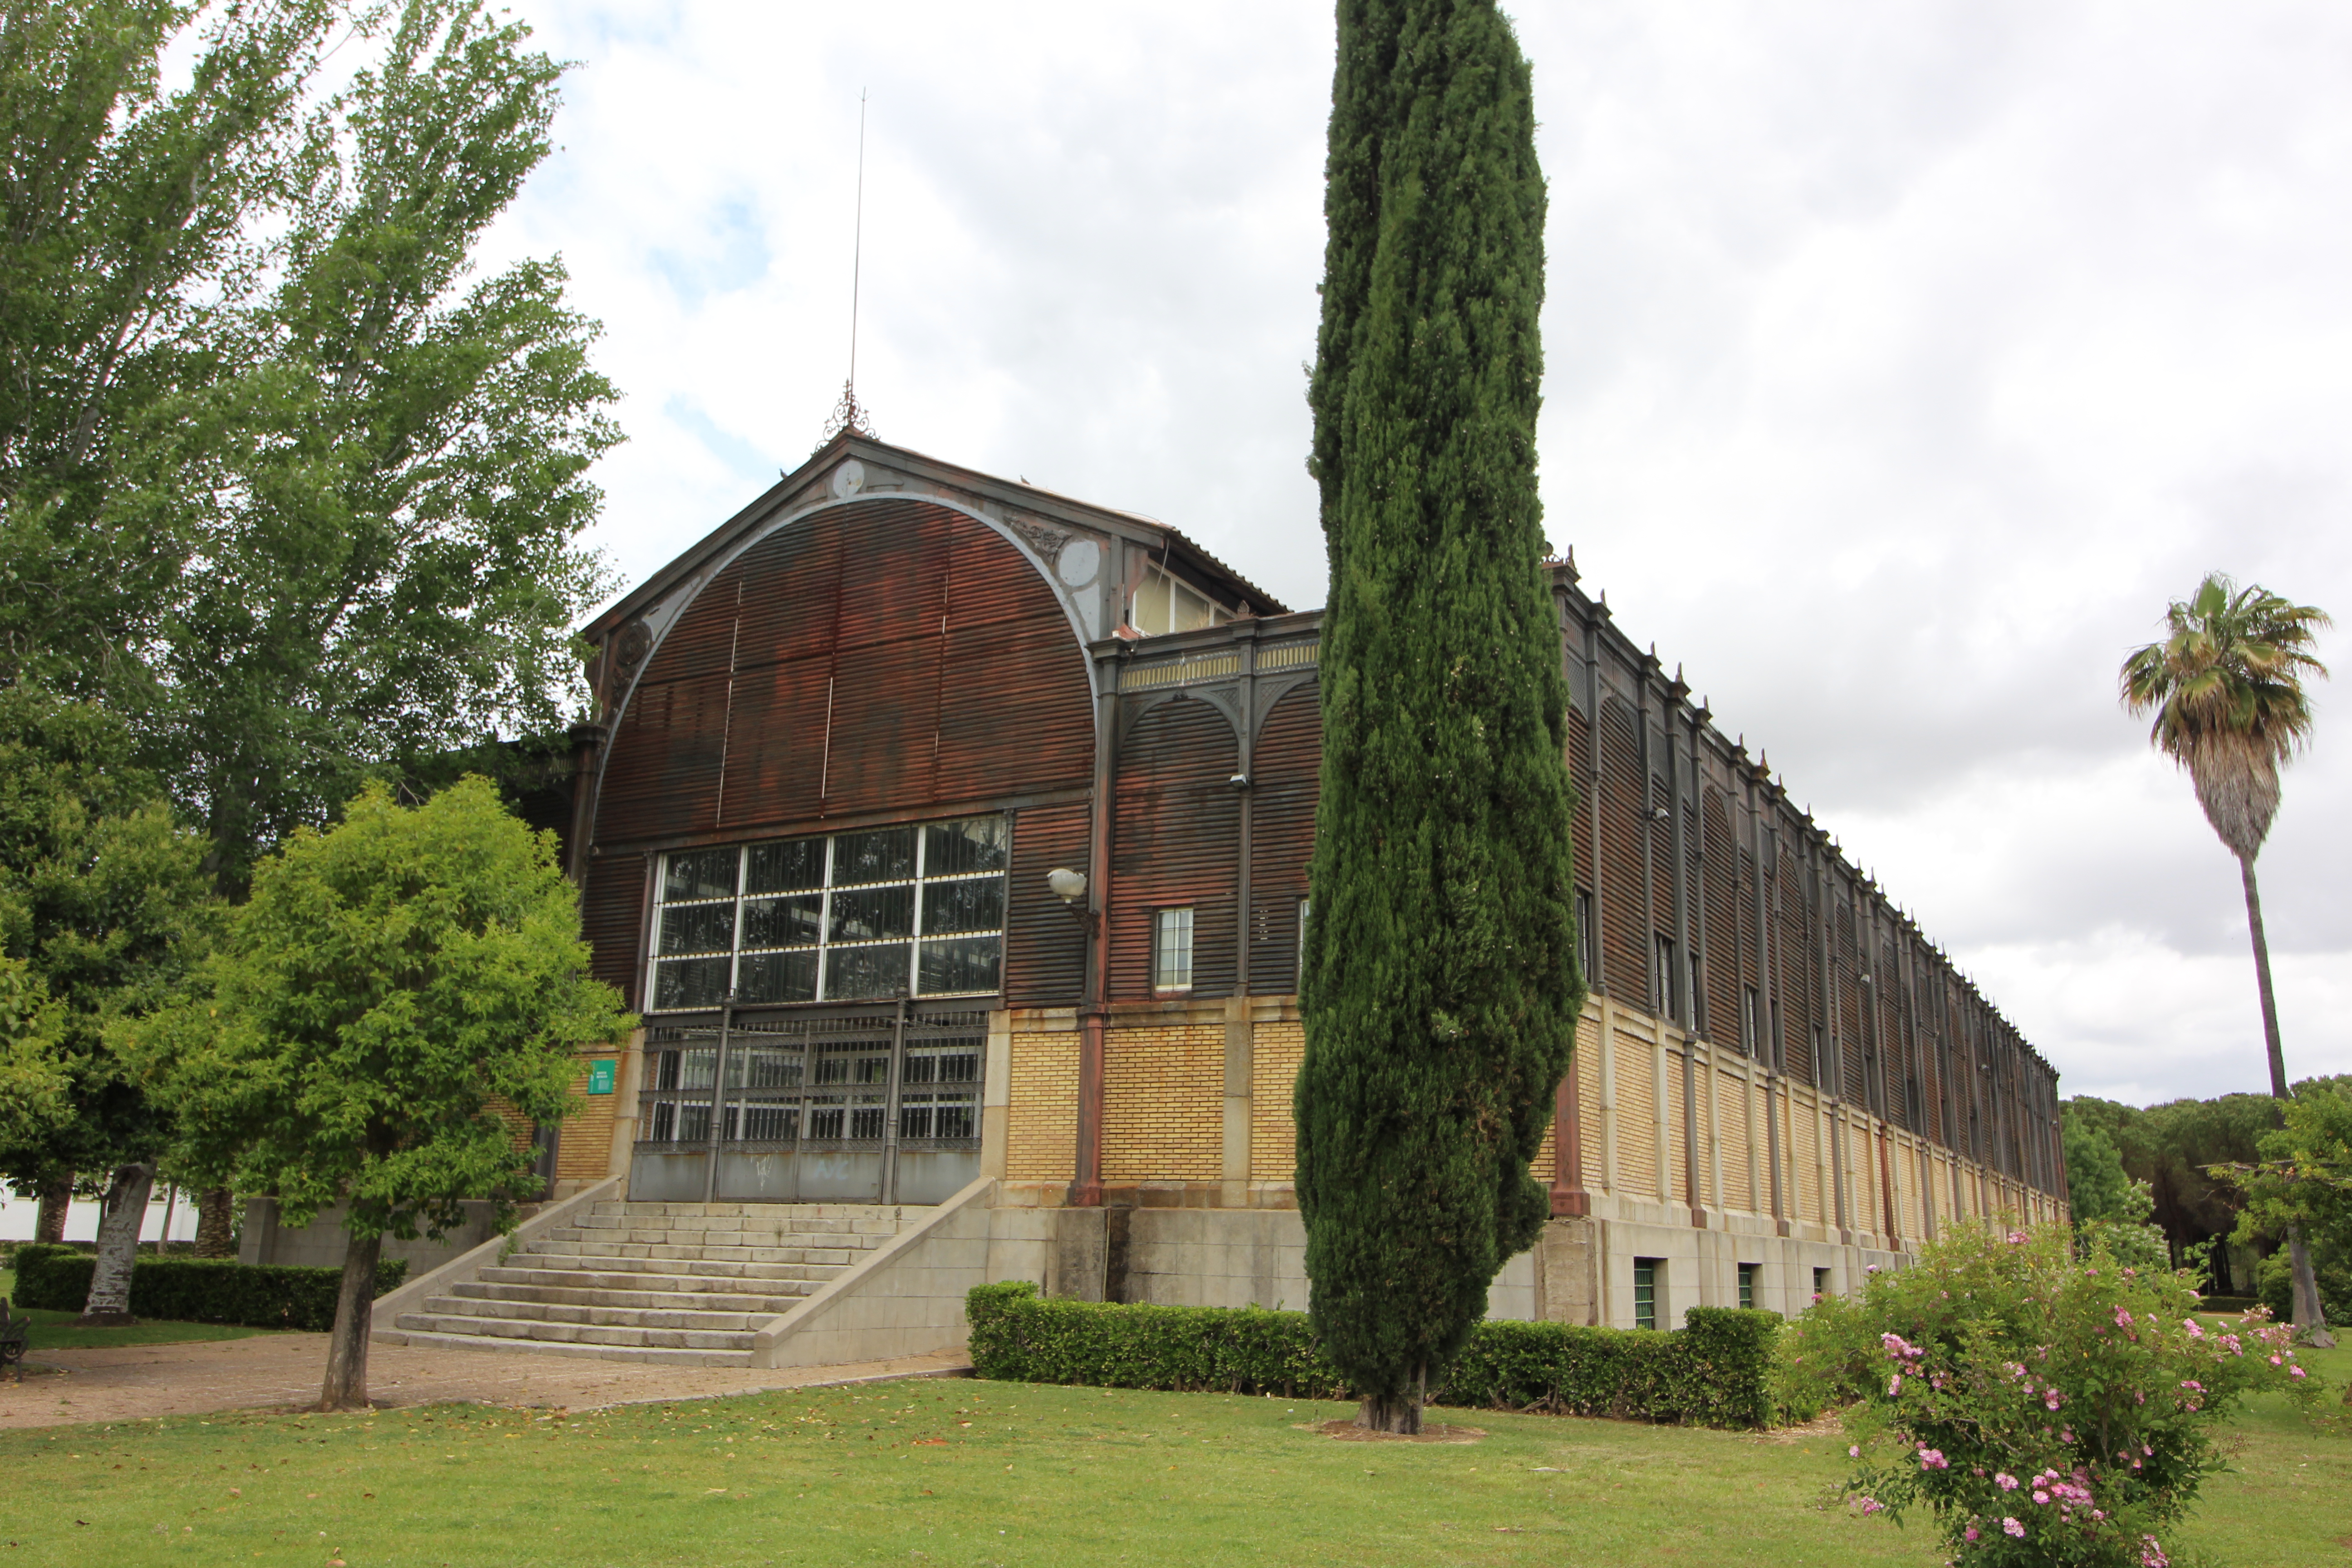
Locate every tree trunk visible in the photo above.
<box><xmin>194</xmin><ymin>1188</ymin><xmax>237</xmax><ymax>1258</ymax></box>
<box><xmin>33</xmin><ymin>1174</ymin><xmax>72</xmax><ymax>1243</ymax></box>
<box><xmin>78</xmin><ymin>1161</ymin><xmax>154</xmax><ymax>1325</ymax></box>
<box><xmin>2240</xmin><ymin>858</ymin><xmax>2334</xmax><ymax>1345</ymax></box>
<box><xmin>320</xmin><ymin>1228</ymin><xmax>382</xmax><ymax>1412</ymax></box>
<box><xmin>1356</xmin><ymin>1365</ymin><xmax>1426</xmax><ymax>1435</ymax></box>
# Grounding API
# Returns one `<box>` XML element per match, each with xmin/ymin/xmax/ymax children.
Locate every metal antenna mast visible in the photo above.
<box><xmin>825</xmin><ymin>88</ymin><xmax>876</xmax><ymax>441</ymax></box>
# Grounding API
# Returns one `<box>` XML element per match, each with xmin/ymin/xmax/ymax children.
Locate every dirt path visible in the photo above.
<box><xmin>0</xmin><ymin>1334</ymin><xmax>970</xmax><ymax>1431</ymax></box>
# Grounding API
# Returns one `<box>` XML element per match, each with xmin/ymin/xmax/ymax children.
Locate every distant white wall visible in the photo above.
<box><xmin>0</xmin><ymin>1187</ymin><xmax>201</xmax><ymax>1245</ymax></box>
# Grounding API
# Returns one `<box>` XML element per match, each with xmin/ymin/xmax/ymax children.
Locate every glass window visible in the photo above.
<box><xmin>1634</xmin><ymin>1258</ymin><xmax>1659</xmax><ymax>1331</ymax></box>
<box><xmin>648</xmin><ymin>815</ymin><xmax>1010</xmax><ymax>1009</ymax></box>
<box><xmin>1813</xmin><ymin>1267</ymin><xmax>1832</xmax><ymax>1303</ymax></box>
<box><xmin>1738</xmin><ymin>1262</ymin><xmax>1758</xmax><ymax>1311</ymax></box>
<box><xmin>1155</xmin><ymin>907</ymin><xmax>1194</xmax><ymax>992</ymax></box>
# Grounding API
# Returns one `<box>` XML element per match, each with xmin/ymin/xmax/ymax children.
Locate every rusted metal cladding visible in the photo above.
<box><xmin>1247</xmin><ymin>682</ymin><xmax>1320</xmax><ymax>994</ymax></box>
<box><xmin>581</xmin><ymin>851</ymin><xmax>649</xmax><ymax>1010</ymax></box>
<box><xmin>1777</xmin><ymin>845</ymin><xmax>1816</xmax><ymax>1083</ymax></box>
<box><xmin>1565</xmin><ymin>701</ymin><xmax>1594</xmax><ymax>936</ymax></box>
<box><xmin>1597</xmin><ymin>699</ymin><xmax>1650</xmax><ymax>999</ymax></box>
<box><xmin>1111</xmin><ymin>695</ymin><xmax>1240</xmax><ymax>1000</ymax></box>
<box><xmin>1004</xmin><ymin>801</ymin><xmax>1091</xmax><ymax>1007</ymax></box>
<box><xmin>1701</xmin><ymin>789</ymin><xmax>1741</xmax><ymax>1048</ymax></box>
<box><xmin>594</xmin><ymin>496</ymin><xmax>1093</xmax><ymax>847</ymax></box>
<box><xmin>1835</xmin><ymin>901</ymin><xmax>1867</xmax><ymax>1101</ymax></box>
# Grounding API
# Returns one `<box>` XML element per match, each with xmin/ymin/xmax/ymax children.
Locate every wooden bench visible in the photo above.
<box><xmin>0</xmin><ymin>1297</ymin><xmax>29</xmax><ymax>1382</ymax></box>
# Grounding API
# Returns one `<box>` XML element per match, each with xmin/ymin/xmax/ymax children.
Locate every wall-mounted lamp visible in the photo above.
<box><xmin>1229</xmin><ymin>773</ymin><xmax>1250</xmax><ymax>790</ymax></box>
<box><xmin>1047</xmin><ymin>868</ymin><xmax>1088</xmax><ymax>906</ymax></box>
<box><xmin>1649</xmin><ymin>806</ymin><xmax>1671</xmax><ymax>822</ymax></box>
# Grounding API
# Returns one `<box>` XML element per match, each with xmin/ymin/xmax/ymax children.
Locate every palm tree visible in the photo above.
<box><xmin>2122</xmin><ymin>573</ymin><xmax>2332</xmax><ymax>1344</ymax></box>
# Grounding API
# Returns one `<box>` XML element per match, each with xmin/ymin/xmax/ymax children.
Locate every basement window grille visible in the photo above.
<box><xmin>649</xmin><ymin>815</ymin><xmax>1008</xmax><ymax>1011</ymax></box>
<box><xmin>1738</xmin><ymin>1262</ymin><xmax>1758</xmax><ymax>1311</ymax></box>
<box><xmin>1634</xmin><ymin>1258</ymin><xmax>1661</xmax><ymax>1331</ymax></box>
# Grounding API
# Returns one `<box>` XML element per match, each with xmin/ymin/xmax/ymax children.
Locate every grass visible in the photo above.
<box><xmin>0</xmin><ymin>1342</ymin><xmax>2342</xmax><ymax>1568</ymax></box>
<box><xmin>1</xmin><ymin>1268</ymin><xmax>275</xmax><ymax>1351</ymax></box>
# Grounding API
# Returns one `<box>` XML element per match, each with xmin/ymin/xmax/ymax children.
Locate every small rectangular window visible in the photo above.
<box><xmin>1155</xmin><ymin>907</ymin><xmax>1195</xmax><ymax>992</ymax></box>
<box><xmin>1738</xmin><ymin>1262</ymin><xmax>1758</xmax><ymax>1311</ymax></box>
<box><xmin>1741</xmin><ymin>985</ymin><xmax>1761</xmax><ymax>1056</ymax></box>
<box><xmin>1633</xmin><ymin>1258</ymin><xmax>1661</xmax><ymax>1331</ymax></box>
<box><xmin>1653</xmin><ymin>934</ymin><xmax>1677</xmax><ymax>1021</ymax></box>
<box><xmin>1813</xmin><ymin>1266</ymin><xmax>1832</xmax><ymax>1303</ymax></box>
<box><xmin>1296</xmin><ymin>897</ymin><xmax>1311</xmax><ymax>992</ymax></box>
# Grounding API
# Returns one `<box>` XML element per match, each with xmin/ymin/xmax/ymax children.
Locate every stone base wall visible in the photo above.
<box><xmin>239</xmin><ymin>1197</ymin><xmax>540</xmax><ymax>1276</ymax></box>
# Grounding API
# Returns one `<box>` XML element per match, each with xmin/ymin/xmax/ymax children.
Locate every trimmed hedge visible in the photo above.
<box><xmin>10</xmin><ymin>1244</ymin><xmax>408</xmax><ymax>1331</ymax></box>
<box><xmin>965</xmin><ymin>1283</ymin><xmax>1780</xmax><ymax>1428</ymax></box>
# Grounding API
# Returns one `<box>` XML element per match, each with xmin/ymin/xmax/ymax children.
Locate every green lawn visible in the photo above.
<box><xmin>1</xmin><ymin>1267</ymin><xmax>277</xmax><ymax>1351</ymax></box>
<box><xmin>0</xmin><ymin>1339</ymin><xmax>2341</xmax><ymax>1568</ymax></box>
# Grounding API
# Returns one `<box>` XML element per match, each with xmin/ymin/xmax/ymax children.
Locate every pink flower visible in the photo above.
<box><xmin>1917</xmin><ymin>1447</ymin><xmax>1948</xmax><ymax>1471</ymax></box>
<box><xmin>1849</xmin><ymin>1446</ymin><xmax>1860</xmax><ymax>1459</ymax></box>
<box><xmin>1965</xmin><ymin>1525</ymin><xmax>1981</xmax><ymax>1542</ymax></box>
<box><xmin>2184</xmin><ymin>1318</ymin><xmax>2204</xmax><ymax>1339</ymax></box>
<box><xmin>2140</xmin><ymin>1537</ymin><xmax>2170</xmax><ymax>1568</ymax></box>
<box><xmin>2033</xmin><ymin>1490</ymin><xmax>2051</xmax><ymax>1505</ymax></box>
<box><xmin>2060</xmin><ymin>1429</ymin><xmax>2074</xmax><ymax>1444</ymax></box>
<box><xmin>2004</xmin><ymin>1518</ymin><xmax>2026</xmax><ymax>1538</ymax></box>
<box><xmin>1995</xmin><ymin>1473</ymin><xmax>2019</xmax><ymax>1491</ymax></box>
<box><xmin>2114</xmin><ymin>1307</ymin><xmax>2134</xmax><ymax>1328</ymax></box>
<box><xmin>2291</xmin><ymin>1366</ymin><xmax>2307</xmax><ymax>1379</ymax></box>
<box><xmin>1889</xmin><ymin>1375</ymin><xmax>1903</xmax><ymax>1396</ymax></box>
<box><xmin>2044</xmin><ymin>1390</ymin><xmax>2063</xmax><ymax>1411</ymax></box>
<box><xmin>1858</xmin><ymin>1498</ymin><xmax>1884</xmax><ymax>1515</ymax></box>
<box><xmin>2270</xmin><ymin>1354</ymin><xmax>2283</xmax><ymax>1366</ymax></box>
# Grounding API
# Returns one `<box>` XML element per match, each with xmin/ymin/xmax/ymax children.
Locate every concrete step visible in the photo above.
<box><xmin>451</xmin><ymin>1278</ymin><xmax>810</xmax><ymax>1316</ymax></box>
<box><xmin>476</xmin><ymin>1264</ymin><xmax>833</xmax><ymax>1298</ymax></box>
<box><xmin>529</xmin><ymin>1234</ymin><xmax>876</xmax><ymax>1265</ymax></box>
<box><xmin>393</xmin><ymin>1310</ymin><xmax>756</xmax><ymax>1352</ymax></box>
<box><xmin>424</xmin><ymin>1294</ymin><xmax>773</xmax><ymax>1333</ymax></box>
<box><xmin>375</xmin><ymin>1326</ymin><xmax>754</xmax><ymax>1367</ymax></box>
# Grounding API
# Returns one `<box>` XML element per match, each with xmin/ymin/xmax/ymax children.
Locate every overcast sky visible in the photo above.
<box><xmin>484</xmin><ymin>2</ymin><xmax>2352</xmax><ymax>1110</ymax></box>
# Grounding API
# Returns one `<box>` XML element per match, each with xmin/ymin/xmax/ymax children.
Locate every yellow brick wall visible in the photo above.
<box><xmin>1718</xmin><ymin>1067</ymin><xmax>1753</xmax><ymax>1213</ymax></box>
<box><xmin>1007</xmin><ymin>1020</ymin><xmax>1080</xmax><ymax>1183</ymax></box>
<box><xmin>556</xmin><ymin>1054</ymin><xmax>620</xmax><ymax>1184</ymax></box>
<box><xmin>1614</xmin><ymin>1026</ymin><xmax>1658</xmax><ymax>1199</ymax></box>
<box><xmin>1250</xmin><ymin>1018</ymin><xmax>1306</xmax><ymax>1182</ymax></box>
<box><xmin>1575</xmin><ymin>1019</ymin><xmax>1602</xmax><ymax>1188</ymax></box>
<box><xmin>1102</xmin><ymin>1023</ymin><xmax>1224</xmax><ymax>1182</ymax></box>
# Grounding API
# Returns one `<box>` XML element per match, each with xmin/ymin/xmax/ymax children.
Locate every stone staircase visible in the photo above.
<box><xmin>377</xmin><ymin>1200</ymin><xmax>930</xmax><ymax>1365</ymax></box>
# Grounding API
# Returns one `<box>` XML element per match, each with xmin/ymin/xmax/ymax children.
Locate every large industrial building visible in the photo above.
<box><xmin>359</xmin><ymin>431</ymin><xmax>2068</xmax><ymax>1367</ymax></box>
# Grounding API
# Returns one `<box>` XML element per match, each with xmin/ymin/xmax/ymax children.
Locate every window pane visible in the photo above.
<box><xmin>737</xmin><ymin>1101</ymin><xmax>798</xmax><ymax>1142</ymax></box>
<box><xmin>745</xmin><ymin>837</ymin><xmax>826</xmax><ymax>894</ymax></box>
<box><xmin>834</xmin><ymin>826</ymin><xmax>915</xmax><ymax>885</ymax></box>
<box><xmin>654</xmin><ymin>956</ymin><xmax>729</xmax><ymax>1010</ymax></box>
<box><xmin>848</xmin><ymin>1099</ymin><xmax>887</xmax><ymax>1140</ymax></box>
<box><xmin>921</xmin><ymin>877</ymin><xmax>1004</xmax><ymax>935</ymax></box>
<box><xmin>918</xmin><ymin>934</ymin><xmax>1001</xmax><ymax>995</ymax></box>
<box><xmin>741</xmin><ymin>893</ymin><xmax>823</xmax><ymax>949</ymax></box>
<box><xmin>932</xmin><ymin>1097</ymin><xmax>976</xmax><ymax>1140</ymax></box>
<box><xmin>663</xmin><ymin>848</ymin><xmax>738</xmax><ymax>903</ymax></box>
<box><xmin>1155</xmin><ymin>907</ymin><xmax>1194</xmax><ymax>990</ymax></box>
<box><xmin>806</xmin><ymin>1098</ymin><xmax>845</xmax><ymax>1139</ymax></box>
<box><xmin>659</xmin><ymin>902</ymin><xmax>735</xmax><ymax>956</ymax></box>
<box><xmin>830</xmin><ymin>884</ymin><xmax>914</xmax><ymax>943</ymax></box>
<box><xmin>825</xmin><ymin>941</ymin><xmax>911</xmax><ymax>1000</ymax></box>
<box><xmin>737</xmin><ymin>949</ymin><xmax>818</xmax><ymax>1004</ymax></box>
<box><xmin>739</xmin><ymin>1046</ymin><xmax>804</xmax><ymax>1089</ymax></box>
<box><xmin>675</xmin><ymin>1102</ymin><xmax>711</xmax><ymax>1144</ymax></box>
<box><xmin>924</xmin><ymin>816</ymin><xmax>1008</xmax><ymax>877</ymax></box>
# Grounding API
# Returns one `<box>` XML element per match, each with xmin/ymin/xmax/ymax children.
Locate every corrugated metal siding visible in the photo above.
<box><xmin>594</xmin><ymin>497</ymin><xmax>1093</xmax><ymax>848</ymax></box>
<box><xmin>1111</xmin><ymin>696</ymin><xmax>1239</xmax><ymax>1000</ymax></box>
<box><xmin>581</xmin><ymin>852</ymin><xmax>647</xmax><ymax>1010</ymax></box>
<box><xmin>1005</xmin><ymin>802</ymin><xmax>1091</xmax><ymax>1007</ymax></box>
<box><xmin>1778</xmin><ymin>846</ymin><xmax>1815</xmax><ymax>1084</ymax></box>
<box><xmin>1248</xmin><ymin>683</ymin><xmax>1319</xmax><ymax>994</ymax></box>
<box><xmin>1597</xmin><ymin>699</ymin><xmax>1649</xmax><ymax>999</ymax></box>
<box><xmin>1701</xmin><ymin>789</ymin><xmax>1740</xmax><ymax>1048</ymax></box>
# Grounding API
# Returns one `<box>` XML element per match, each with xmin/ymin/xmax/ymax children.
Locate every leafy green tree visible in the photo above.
<box><xmin>0</xmin><ymin>1</ymin><xmax>616</xmax><ymax>897</ymax></box>
<box><xmin>1296</xmin><ymin>0</ymin><xmax>1583</xmax><ymax>1434</ymax></box>
<box><xmin>2216</xmin><ymin>1078</ymin><xmax>2352</xmax><ymax>1325</ymax></box>
<box><xmin>0</xmin><ymin>686</ymin><xmax>213</xmax><ymax>1322</ymax></box>
<box><xmin>2122</xmin><ymin>574</ymin><xmax>2332</xmax><ymax>1342</ymax></box>
<box><xmin>2063</xmin><ymin>1107</ymin><xmax>2136</xmax><ymax>1224</ymax></box>
<box><xmin>0</xmin><ymin>957</ymin><xmax>67</xmax><ymax>1151</ymax></box>
<box><xmin>132</xmin><ymin>777</ymin><xmax>632</xmax><ymax>1410</ymax></box>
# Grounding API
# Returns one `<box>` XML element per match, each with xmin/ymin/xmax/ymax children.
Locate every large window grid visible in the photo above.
<box><xmin>650</xmin><ymin>816</ymin><xmax>1008</xmax><ymax>1012</ymax></box>
<box><xmin>634</xmin><ymin>1007</ymin><xmax>987</xmax><ymax>1203</ymax></box>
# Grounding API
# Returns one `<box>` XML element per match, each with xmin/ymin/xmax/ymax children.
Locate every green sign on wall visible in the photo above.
<box><xmin>586</xmin><ymin>1059</ymin><xmax>617</xmax><ymax>1096</ymax></box>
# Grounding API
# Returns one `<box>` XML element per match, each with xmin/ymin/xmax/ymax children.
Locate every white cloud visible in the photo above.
<box><xmin>489</xmin><ymin>0</ymin><xmax>2352</xmax><ymax>1104</ymax></box>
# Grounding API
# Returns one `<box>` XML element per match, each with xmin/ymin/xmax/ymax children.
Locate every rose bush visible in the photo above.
<box><xmin>1779</xmin><ymin>1223</ymin><xmax>2318</xmax><ymax>1567</ymax></box>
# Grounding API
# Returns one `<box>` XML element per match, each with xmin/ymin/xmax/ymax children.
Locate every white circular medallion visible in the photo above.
<box><xmin>1057</xmin><ymin>536</ymin><xmax>1102</xmax><ymax>588</ymax></box>
<box><xmin>830</xmin><ymin>460</ymin><xmax>866</xmax><ymax>499</ymax></box>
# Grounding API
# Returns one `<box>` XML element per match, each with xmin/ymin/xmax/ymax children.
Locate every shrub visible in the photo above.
<box><xmin>1779</xmin><ymin>1223</ymin><xmax>2318</xmax><ymax>1568</ymax></box>
<box><xmin>10</xmin><ymin>1243</ymin><xmax>407</xmax><ymax>1331</ymax></box>
<box><xmin>965</xmin><ymin>1283</ymin><xmax>1779</xmax><ymax>1428</ymax></box>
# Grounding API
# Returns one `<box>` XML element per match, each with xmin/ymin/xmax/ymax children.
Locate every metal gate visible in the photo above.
<box><xmin>628</xmin><ymin>1002</ymin><xmax>985</xmax><ymax>1205</ymax></box>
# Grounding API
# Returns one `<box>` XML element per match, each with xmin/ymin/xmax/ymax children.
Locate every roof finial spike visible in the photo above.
<box><xmin>823</xmin><ymin>89</ymin><xmax>878</xmax><ymax>444</ymax></box>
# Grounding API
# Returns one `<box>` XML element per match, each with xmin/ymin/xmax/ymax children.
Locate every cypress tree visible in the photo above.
<box><xmin>1296</xmin><ymin>0</ymin><xmax>1583</xmax><ymax>1434</ymax></box>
